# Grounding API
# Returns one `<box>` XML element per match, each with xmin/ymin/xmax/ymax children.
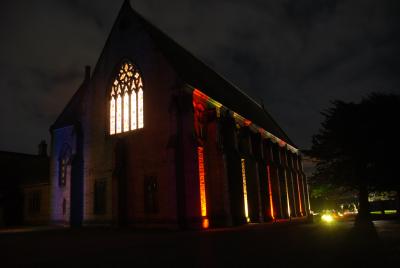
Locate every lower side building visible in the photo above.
<box><xmin>21</xmin><ymin>183</ymin><xmax>51</xmax><ymax>225</ymax></box>
<box><xmin>0</xmin><ymin>143</ymin><xmax>50</xmax><ymax>226</ymax></box>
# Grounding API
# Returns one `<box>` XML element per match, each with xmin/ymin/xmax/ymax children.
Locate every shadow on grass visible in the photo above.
<box><xmin>348</xmin><ymin>219</ymin><xmax>380</xmax><ymax>246</ymax></box>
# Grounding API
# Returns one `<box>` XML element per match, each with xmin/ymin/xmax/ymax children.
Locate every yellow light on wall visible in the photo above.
<box><xmin>283</xmin><ymin>170</ymin><xmax>291</xmax><ymax>218</ymax></box>
<box><xmin>296</xmin><ymin>173</ymin><xmax>303</xmax><ymax>216</ymax></box>
<box><xmin>197</xmin><ymin>147</ymin><xmax>209</xmax><ymax>228</ymax></box>
<box><xmin>241</xmin><ymin>159</ymin><xmax>250</xmax><ymax>223</ymax></box>
<box><xmin>267</xmin><ymin>165</ymin><xmax>275</xmax><ymax>220</ymax></box>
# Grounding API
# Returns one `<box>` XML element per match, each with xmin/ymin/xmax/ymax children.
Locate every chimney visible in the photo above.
<box><xmin>38</xmin><ymin>140</ymin><xmax>47</xmax><ymax>157</ymax></box>
<box><xmin>85</xmin><ymin>65</ymin><xmax>91</xmax><ymax>82</ymax></box>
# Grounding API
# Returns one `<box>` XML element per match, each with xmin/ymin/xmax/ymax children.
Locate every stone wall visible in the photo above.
<box><xmin>50</xmin><ymin>126</ymin><xmax>76</xmax><ymax>225</ymax></box>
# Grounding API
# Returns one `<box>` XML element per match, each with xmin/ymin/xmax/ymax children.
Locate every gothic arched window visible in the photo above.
<box><xmin>110</xmin><ymin>61</ymin><xmax>144</xmax><ymax>135</ymax></box>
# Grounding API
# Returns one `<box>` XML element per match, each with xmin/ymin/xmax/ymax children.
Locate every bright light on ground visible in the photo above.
<box><xmin>321</xmin><ymin>214</ymin><xmax>334</xmax><ymax>223</ymax></box>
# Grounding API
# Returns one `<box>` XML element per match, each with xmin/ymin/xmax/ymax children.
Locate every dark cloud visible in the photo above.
<box><xmin>0</xmin><ymin>0</ymin><xmax>399</xmax><ymax>153</ymax></box>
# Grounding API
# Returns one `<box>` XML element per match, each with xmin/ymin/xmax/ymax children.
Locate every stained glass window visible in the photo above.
<box><xmin>123</xmin><ymin>91</ymin><xmax>129</xmax><ymax>132</ymax></box>
<box><xmin>109</xmin><ymin>61</ymin><xmax>144</xmax><ymax>135</ymax></box>
<box><xmin>110</xmin><ymin>97</ymin><xmax>115</xmax><ymax>134</ymax></box>
<box><xmin>131</xmin><ymin>90</ymin><xmax>137</xmax><ymax>130</ymax></box>
<box><xmin>138</xmin><ymin>88</ymin><xmax>144</xmax><ymax>129</ymax></box>
<box><xmin>116</xmin><ymin>94</ymin><xmax>122</xmax><ymax>134</ymax></box>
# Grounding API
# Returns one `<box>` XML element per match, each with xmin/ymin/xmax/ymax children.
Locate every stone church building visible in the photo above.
<box><xmin>50</xmin><ymin>0</ymin><xmax>310</xmax><ymax>229</ymax></box>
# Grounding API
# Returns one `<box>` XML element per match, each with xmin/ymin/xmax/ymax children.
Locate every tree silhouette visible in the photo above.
<box><xmin>308</xmin><ymin>93</ymin><xmax>400</xmax><ymax>221</ymax></box>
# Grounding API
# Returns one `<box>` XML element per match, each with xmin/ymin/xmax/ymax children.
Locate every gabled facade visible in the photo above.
<box><xmin>49</xmin><ymin>1</ymin><xmax>310</xmax><ymax>228</ymax></box>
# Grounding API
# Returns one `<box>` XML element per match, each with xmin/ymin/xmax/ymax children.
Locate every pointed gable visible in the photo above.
<box><xmin>51</xmin><ymin>0</ymin><xmax>295</xmax><ymax>146</ymax></box>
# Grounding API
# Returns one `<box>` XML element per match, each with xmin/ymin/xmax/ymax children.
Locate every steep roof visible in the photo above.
<box><xmin>51</xmin><ymin>0</ymin><xmax>295</xmax><ymax>147</ymax></box>
<box><xmin>124</xmin><ymin>2</ymin><xmax>295</xmax><ymax>146</ymax></box>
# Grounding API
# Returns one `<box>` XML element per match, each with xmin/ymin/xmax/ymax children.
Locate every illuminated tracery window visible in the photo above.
<box><xmin>110</xmin><ymin>61</ymin><xmax>144</xmax><ymax>135</ymax></box>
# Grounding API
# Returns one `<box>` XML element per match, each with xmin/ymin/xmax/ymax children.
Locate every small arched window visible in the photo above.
<box><xmin>59</xmin><ymin>144</ymin><xmax>71</xmax><ymax>187</ymax></box>
<box><xmin>110</xmin><ymin>61</ymin><xmax>144</xmax><ymax>135</ymax></box>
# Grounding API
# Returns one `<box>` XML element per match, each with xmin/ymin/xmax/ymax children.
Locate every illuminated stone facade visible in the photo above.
<box><xmin>49</xmin><ymin>1</ymin><xmax>310</xmax><ymax>228</ymax></box>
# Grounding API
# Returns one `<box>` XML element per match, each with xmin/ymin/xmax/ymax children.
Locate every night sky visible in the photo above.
<box><xmin>1</xmin><ymin>0</ymin><xmax>399</xmax><ymax>154</ymax></box>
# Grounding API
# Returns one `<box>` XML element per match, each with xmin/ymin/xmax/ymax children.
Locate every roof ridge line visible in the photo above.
<box><xmin>127</xmin><ymin>7</ymin><xmax>263</xmax><ymax>109</ymax></box>
<box><xmin>193</xmin><ymin>58</ymin><xmax>263</xmax><ymax>109</ymax></box>
<box><xmin>128</xmin><ymin>6</ymin><xmax>296</xmax><ymax>146</ymax></box>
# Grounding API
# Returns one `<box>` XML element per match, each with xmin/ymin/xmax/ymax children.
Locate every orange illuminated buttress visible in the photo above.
<box><xmin>197</xmin><ymin>147</ymin><xmax>209</xmax><ymax>228</ymax></box>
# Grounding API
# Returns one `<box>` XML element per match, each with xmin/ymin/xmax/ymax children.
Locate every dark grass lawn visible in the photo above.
<box><xmin>1</xmin><ymin>220</ymin><xmax>399</xmax><ymax>267</ymax></box>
